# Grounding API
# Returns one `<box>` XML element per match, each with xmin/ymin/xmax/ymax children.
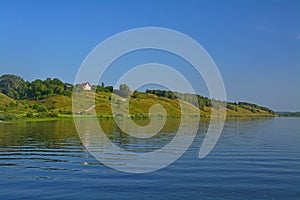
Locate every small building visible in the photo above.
<box><xmin>82</xmin><ymin>82</ymin><xmax>92</xmax><ymax>91</ymax></box>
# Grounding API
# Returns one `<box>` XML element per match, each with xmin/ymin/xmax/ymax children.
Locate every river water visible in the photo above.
<box><xmin>0</xmin><ymin>117</ymin><xmax>299</xmax><ymax>199</ymax></box>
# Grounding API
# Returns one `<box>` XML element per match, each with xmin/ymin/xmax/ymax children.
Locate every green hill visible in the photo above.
<box><xmin>0</xmin><ymin>93</ymin><xmax>15</xmax><ymax>107</ymax></box>
<box><xmin>0</xmin><ymin>74</ymin><xmax>276</xmax><ymax>121</ymax></box>
<box><xmin>0</xmin><ymin>91</ymin><xmax>275</xmax><ymax>121</ymax></box>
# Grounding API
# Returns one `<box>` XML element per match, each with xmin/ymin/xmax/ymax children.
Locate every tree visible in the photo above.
<box><xmin>0</xmin><ymin>74</ymin><xmax>25</xmax><ymax>99</ymax></box>
<box><xmin>115</xmin><ymin>84</ymin><xmax>131</xmax><ymax>98</ymax></box>
<box><xmin>104</xmin><ymin>86</ymin><xmax>113</xmax><ymax>93</ymax></box>
<box><xmin>199</xmin><ymin>100</ymin><xmax>205</xmax><ymax>110</ymax></box>
<box><xmin>132</xmin><ymin>90</ymin><xmax>139</xmax><ymax>98</ymax></box>
<box><xmin>167</xmin><ymin>91</ymin><xmax>176</xmax><ymax>99</ymax></box>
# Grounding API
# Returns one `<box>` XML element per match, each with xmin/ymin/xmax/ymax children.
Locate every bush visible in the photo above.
<box><xmin>0</xmin><ymin>113</ymin><xmax>16</xmax><ymax>121</ymax></box>
<box><xmin>226</xmin><ymin>104</ymin><xmax>235</xmax><ymax>110</ymax></box>
<box><xmin>9</xmin><ymin>102</ymin><xmax>16</xmax><ymax>108</ymax></box>
<box><xmin>37</xmin><ymin>106</ymin><xmax>47</xmax><ymax>112</ymax></box>
<box><xmin>131</xmin><ymin>90</ymin><xmax>139</xmax><ymax>98</ymax></box>
<box><xmin>33</xmin><ymin>104</ymin><xmax>39</xmax><ymax>110</ymax></box>
<box><xmin>36</xmin><ymin>112</ymin><xmax>58</xmax><ymax>118</ymax></box>
<box><xmin>26</xmin><ymin>112</ymin><xmax>34</xmax><ymax>118</ymax></box>
<box><xmin>48</xmin><ymin>112</ymin><xmax>59</xmax><ymax>117</ymax></box>
<box><xmin>59</xmin><ymin>110</ymin><xmax>72</xmax><ymax>115</ymax></box>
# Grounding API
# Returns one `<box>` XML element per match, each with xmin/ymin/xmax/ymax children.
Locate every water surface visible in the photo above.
<box><xmin>0</xmin><ymin>118</ymin><xmax>299</xmax><ymax>199</ymax></box>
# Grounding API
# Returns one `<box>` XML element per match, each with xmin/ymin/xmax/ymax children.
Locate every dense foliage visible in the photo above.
<box><xmin>146</xmin><ymin>89</ymin><xmax>211</xmax><ymax>110</ymax></box>
<box><xmin>0</xmin><ymin>74</ymin><xmax>276</xmax><ymax>117</ymax></box>
<box><xmin>145</xmin><ymin>89</ymin><xmax>275</xmax><ymax>114</ymax></box>
<box><xmin>113</xmin><ymin>84</ymin><xmax>131</xmax><ymax>98</ymax></box>
<box><xmin>237</xmin><ymin>102</ymin><xmax>275</xmax><ymax>114</ymax></box>
<box><xmin>0</xmin><ymin>74</ymin><xmax>73</xmax><ymax>100</ymax></box>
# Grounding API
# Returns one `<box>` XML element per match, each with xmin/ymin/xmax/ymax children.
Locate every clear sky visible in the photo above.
<box><xmin>0</xmin><ymin>0</ymin><xmax>299</xmax><ymax>111</ymax></box>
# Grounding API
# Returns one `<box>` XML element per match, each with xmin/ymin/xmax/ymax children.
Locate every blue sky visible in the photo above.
<box><xmin>0</xmin><ymin>0</ymin><xmax>299</xmax><ymax>111</ymax></box>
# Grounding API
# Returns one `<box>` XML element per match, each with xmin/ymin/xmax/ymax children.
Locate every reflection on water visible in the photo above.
<box><xmin>0</xmin><ymin>120</ymin><xmax>78</xmax><ymax>148</ymax></box>
<box><xmin>0</xmin><ymin>118</ymin><xmax>300</xmax><ymax>199</ymax></box>
<box><xmin>76</xmin><ymin>117</ymin><xmax>200</xmax><ymax>173</ymax></box>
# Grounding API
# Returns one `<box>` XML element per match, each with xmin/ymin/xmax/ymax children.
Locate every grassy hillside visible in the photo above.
<box><xmin>0</xmin><ymin>93</ymin><xmax>15</xmax><ymax>107</ymax></box>
<box><xmin>0</xmin><ymin>93</ymin><xmax>17</xmax><ymax>120</ymax></box>
<box><xmin>0</xmin><ymin>75</ymin><xmax>276</xmax><ymax>121</ymax></box>
<box><xmin>0</xmin><ymin>90</ymin><xmax>276</xmax><ymax>121</ymax></box>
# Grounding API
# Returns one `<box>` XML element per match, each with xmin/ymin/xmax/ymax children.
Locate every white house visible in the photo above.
<box><xmin>82</xmin><ymin>82</ymin><xmax>92</xmax><ymax>91</ymax></box>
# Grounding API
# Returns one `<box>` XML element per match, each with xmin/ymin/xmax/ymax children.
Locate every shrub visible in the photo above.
<box><xmin>0</xmin><ymin>113</ymin><xmax>16</xmax><ymax>121</ymax></box>
<box><xmin>59</xmin><ymin>110</ymin><xmax>72</xmax><ymax>115</ymax></box>
<box><xmin>36</xmin><ymin>112</ymin><xmax>58</xmax><ymax>118</ymax></box>
<box><xmin>26</xmin><ymin>112</ymin><xmax>34</xmax><ymax>118</ymax></box>
<box><xmin>48</xmin><ymin>112</ymin><xmax>59</xmax><ymax>117</ymax></box>
<box><xmin>226</xmin><ymin>104</ymin><xmax>235</xmax><ymax>110</ymax></box>
<box><xmin>37</xmin><ymin>106</ymin><xmax>47</xmax><ymax>113</ymax></box>
<box><xmin>33</xmin><ymin>104</ymin><xmax>39</xmax><ymax>110</ymax></box>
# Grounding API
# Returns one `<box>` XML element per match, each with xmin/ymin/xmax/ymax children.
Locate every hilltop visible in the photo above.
<box><xmin>0</xmin><ymin>74</ymin><xmax>276</xmax><ymax>121</ymax></box>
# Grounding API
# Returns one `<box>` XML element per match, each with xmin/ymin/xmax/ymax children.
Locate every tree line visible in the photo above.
<box><xmin>145</xmin><ymin>89</ymin><xmax>210</xmax><ymax>110</ymax></box>
<box><xmin>0</xmin><ymin>74</ymin><xmax>275</xmax><ymax>114</ymax></box>
<box><xmin>0</xmin><ymin>74</ymin><xmax>73</xmax><ymax>100</ymax></box>
<box><xmin>0</xmin><ymin>74</ymin><xmax>132</xmax><ymax>100</ymax></box>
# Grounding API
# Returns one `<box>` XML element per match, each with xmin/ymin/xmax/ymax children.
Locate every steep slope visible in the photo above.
<box><xmin>0</xmin><ymin>93</ymin><xmax>15</xmax><ymax>107</ymax></box>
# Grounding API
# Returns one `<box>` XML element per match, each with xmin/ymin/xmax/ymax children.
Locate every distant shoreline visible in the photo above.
<box><xmin>0</xmin><ymin>74</ymin><xmax>277</xmax><ymax>121</ymax></box>
<box><xmin>0</xmin><ymin>113</ymin><xmax>282</xmax><ymax>123</ymax></box>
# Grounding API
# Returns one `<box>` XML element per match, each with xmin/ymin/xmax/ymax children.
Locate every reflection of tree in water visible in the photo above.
<box><xmin>0</xmin><ymin>120</ymin><xmax>79</xmax><ymax>148</ymax></box>
<box><xmin>105</xmin><ymin>118</ymin><xmax>182</xmax><ymax>153</ymax></box>
<box><xmin>0</xmin><ymin>118</ymin><xmax>269</xmax><ymax>153</ymax></box>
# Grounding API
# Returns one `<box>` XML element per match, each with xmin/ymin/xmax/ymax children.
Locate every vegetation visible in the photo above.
<box><xmin>0</xmin><ymin>74</ymin><xmax>72</xmax><ymax>100</ymax></box>
<box><xmin>0</xmin><ymin>74</ymin><xmax>278</xmax><ymax>121</ymax></box>
<box><xmin>113</xmin><ymin>84</ymin><xmax>131</xmax><ymax>98</ymax></box>
<box><xmin>276</xmin><ymin>112</ymin><xmax>300</xmax><ymax>117</ymax></box>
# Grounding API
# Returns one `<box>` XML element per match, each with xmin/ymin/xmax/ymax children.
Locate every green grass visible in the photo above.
<box><xmin>0</xmin><ymin>91</ymin><xmax>276</xmax><ymax>121</ymax></box>
<box><xmin>0</xmin><ymin>93</ymin><xmax>15</xmax><ymax>105</ymax></box>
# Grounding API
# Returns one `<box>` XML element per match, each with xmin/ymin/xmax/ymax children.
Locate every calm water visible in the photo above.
<box><xmin>0</xmin><ymin>118</ymin><xmax>299</xmax><ymax>199</ymax></box>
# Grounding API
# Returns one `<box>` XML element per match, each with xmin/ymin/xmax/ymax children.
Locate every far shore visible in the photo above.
<box><xmin>0</xmin><ymin>113</ymin><xmax>284</xmax><ymax>123</ymax></box>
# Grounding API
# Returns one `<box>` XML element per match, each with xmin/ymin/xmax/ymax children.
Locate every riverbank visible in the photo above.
<box><xmin>0</xmin><ymin>113</ymin><xmax>280</xmax><ymax>123</ymax></box>
<box><xmin>0</xmin><ymin>91</ymin><xmax>276</xmax><ymax>122</ymax></box>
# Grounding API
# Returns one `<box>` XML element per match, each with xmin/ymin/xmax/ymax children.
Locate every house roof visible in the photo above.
<box><xmin>82</xmin><ymin>82</ymin><xmax>91</xmax><ymax>87</ymax></box>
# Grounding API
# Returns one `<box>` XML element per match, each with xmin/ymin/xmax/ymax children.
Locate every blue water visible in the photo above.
<box><xmin>0</xmin><ymin>118</ymin><xmax>299</xmax><ymax>199</ymax></box>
